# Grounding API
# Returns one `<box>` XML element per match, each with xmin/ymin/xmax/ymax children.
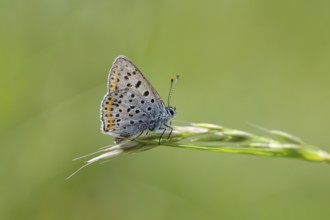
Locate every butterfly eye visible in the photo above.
<box><xmin>168</xmin><ymin>108</ymin><xmax>175</xmax><ymax>116</ymax></box>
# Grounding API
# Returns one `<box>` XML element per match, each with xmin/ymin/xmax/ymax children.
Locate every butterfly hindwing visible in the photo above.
<box><xmin>101</xmin><ymin>83</ymin><xmax>162</xmax><ymax>137</ymax></box>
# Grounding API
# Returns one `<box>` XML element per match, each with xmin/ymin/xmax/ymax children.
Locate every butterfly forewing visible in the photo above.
<box><xmin>108</xmin><ymin>56</ymin><xmax>162</xmax><ymax>102</ymax></box>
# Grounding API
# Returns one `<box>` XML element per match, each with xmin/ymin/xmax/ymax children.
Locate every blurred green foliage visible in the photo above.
<box><xmin>1</xmin><ymin>0</ymin><xmax>330</xmax><ymax>219</ymax></box>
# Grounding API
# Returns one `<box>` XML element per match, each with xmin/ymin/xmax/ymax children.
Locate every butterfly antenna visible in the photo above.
<box><xmin>167</xmin><ymin>75</ymin><xmax>179</xmax><ymax>106</ymax></box>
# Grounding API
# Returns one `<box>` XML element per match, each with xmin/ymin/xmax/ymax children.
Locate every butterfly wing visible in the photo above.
<box><xmin>107</xmin><ymin>55</ymin><xmax>162</xmax><ymax>101</ymax></box>
<box><xmin>101</xmin><ymin>56</ymin><xmax>165</xmax><ymax>137</ymax></box>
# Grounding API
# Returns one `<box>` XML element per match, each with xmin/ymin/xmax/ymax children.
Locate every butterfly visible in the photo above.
<box><xmin>100</xmin><ymin>55</ymin><xmax>177</xmax><ymax>143</ymax></box>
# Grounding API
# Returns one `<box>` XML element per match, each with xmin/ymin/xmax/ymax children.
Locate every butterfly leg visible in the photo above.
<box><xmin>158</xmin><ymin>127</ymin><xmax>167</xmax><ymax>144</ymax></box>
<box><xmin>164</xmin><ymin>123</ymin><xmax>173</xmax><ymax>139</ymax></box>
<box><xmin>131</xmin><ymin>130</ymin><xmax>145</xmax><ymax>141</ymax></box>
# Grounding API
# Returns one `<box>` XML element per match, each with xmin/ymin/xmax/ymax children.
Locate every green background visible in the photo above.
<box><xmin>1</xmin><ymin>0</ymin><xmax>330</xmax><ymax>219</ymax></box>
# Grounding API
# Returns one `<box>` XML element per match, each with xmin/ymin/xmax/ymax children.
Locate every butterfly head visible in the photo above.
<box><xmin>166</xmin><ymin>106</ymin><xmax>176</xmax><ymax>117</ymax></box>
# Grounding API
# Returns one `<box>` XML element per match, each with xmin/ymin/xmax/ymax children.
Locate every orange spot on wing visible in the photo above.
<box><xmin>108</xmin><ymin>119</ymin><xmax>114</xmax><ymax>130</ymax></box>
<box><xmin>104</xmin><ymin>97</ymin><xmax>115</xmax><ymax>130</ymax></box>
<box><xmin>110</xmin><ymin>73</ymin><xmax>118</xmax><ymax>92</ymax></box>
<box><xmin>104</xmin><ymin>70</ymin><xmax>119</xmax><ymax>131</ymax></box>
